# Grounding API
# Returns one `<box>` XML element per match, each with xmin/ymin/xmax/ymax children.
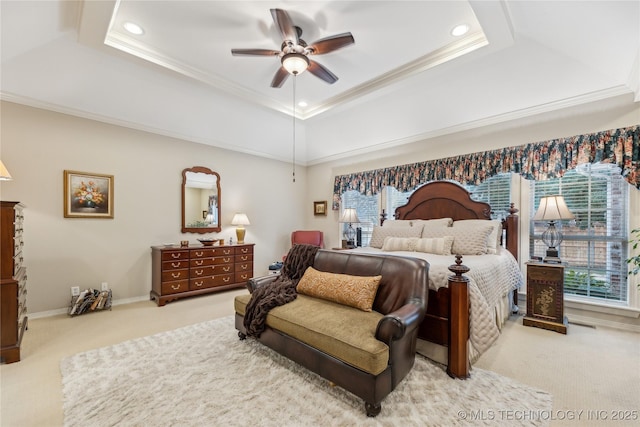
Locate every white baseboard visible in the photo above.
<box><xmin>28</xmin><ymin>295</ymin><xmax>150</xmax><ymax>319</ymax></box>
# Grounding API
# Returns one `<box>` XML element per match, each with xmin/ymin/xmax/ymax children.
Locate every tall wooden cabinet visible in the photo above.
<box><xmin>151</xmin><ymin>243</ymin><xmax>254</xmax><ymax>306</ymax></box>
<box><xmin>1</xmin><ymin>201</ymin><xmax>27</xmax><ymax>363</ymax></box>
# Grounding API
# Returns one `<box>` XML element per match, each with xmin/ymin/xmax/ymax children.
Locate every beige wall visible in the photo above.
<box><xmin>0</xmin><ymin>101</ymin><xmax>308</xmax><ymax>313</ymax></box>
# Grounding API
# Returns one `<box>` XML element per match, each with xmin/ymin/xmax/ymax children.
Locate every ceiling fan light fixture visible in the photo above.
<box><xmin>123</xmin><ymin>21</ymin><xmax>144</xmax><ymax>36</ymax></box>
<box><xmin>282</xmin><ymin>53</ymin><xmax>309</xmax><ymax>75</ymax></box>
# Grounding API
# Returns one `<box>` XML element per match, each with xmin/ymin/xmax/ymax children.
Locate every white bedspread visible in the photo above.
<box><xmin>347</xmin><ymin>247</ymin><xmax>523</xmax><ymax>362</ymax></box>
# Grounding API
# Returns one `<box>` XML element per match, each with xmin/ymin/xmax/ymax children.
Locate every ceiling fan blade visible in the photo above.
<box><xmin>271</xmin><ymin>66</ymin><xmax>290</xmax><ymax>88</ymax></box>
<box><xmin>308</xmin><ymin>60</ymin><xmax>338</xmax><ymax>84</ymax></box>
<box><xmin>308</xmin><ymin>32</ymin><xmax>354</xmax><ymax>55</ymax></box>
<box><xmin>231</xmin><ymin>49</ymin><xmax>281</xmax><ymax>57</ymax></box>
<box><xmin>271</xmin><ymin>9</ymin><xmax>298</xmax><ymax>44</ymax></box>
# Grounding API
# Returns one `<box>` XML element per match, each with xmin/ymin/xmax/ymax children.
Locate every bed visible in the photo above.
<box><xmin>346</xmin><ymin>181</ymin><xmax>523</xmax><ymax>378</ymax></box>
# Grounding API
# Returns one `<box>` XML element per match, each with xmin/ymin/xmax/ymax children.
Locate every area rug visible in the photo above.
<box><xmin>61</xmin><ymin>316</ymin><xmax>552</xmax><ymax>427</ymax></box>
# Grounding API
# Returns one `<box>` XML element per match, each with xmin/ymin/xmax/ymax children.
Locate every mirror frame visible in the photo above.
<box><xmin>181</xmin><ymin>166</ymin><xmax>221</xmax><ymax>234</ymax></box>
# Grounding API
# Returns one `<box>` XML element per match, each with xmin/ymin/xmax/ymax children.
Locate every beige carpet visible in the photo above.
<box><xmin>60</xmin><ymin>316</ymin><xmax>552</xmax><ymax>427</ymax></box>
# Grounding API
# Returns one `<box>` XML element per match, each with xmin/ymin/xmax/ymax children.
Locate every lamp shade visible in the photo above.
<box><xmin>339</xmin><ymin>208</ymin><xmax>360</xmax><ymax>224</ymax></box>
<box><xmin>282</xmin><ymin>53</ymin><xmax>309</xmax><ymax>75</ymax></box>
<box><xmin>231</xmin><ymin>213</ymin><xmax>250</xmax><ymax>226</ymax></box>
<box><xmin>533</xmin><ymin>195</ymin><xmax>575</xmax><ymax>221</ymax></box>
<box><xmin>0</xmin><ymin>160</ymin><xmax>12</xmax><ymax>181</ymax></box>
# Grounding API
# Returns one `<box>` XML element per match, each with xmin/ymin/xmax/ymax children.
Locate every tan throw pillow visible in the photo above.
<box><xmin>296</xmin><ymin>267</ymin><xmax>382</xmax><ymax>312</ymax></box>
<box><xmin>415</xmin><ymin>236</ymin><xmax>454</xmax><ymax>255</ymax></box>
<box><xmin>421</xmin><ymin>225</ymin><xmax>493</xmax><ymax>255</ymax></box>
<box><xmin>369</xmin><ymin>225</ymin><xmax>423</xmax><ymax>249</ymax></box>
<box><xmin>381</xmin><ymin>237</ymin><xmax>420</xmax><ymax>251</ymax></box>
<box><xmin>452</xmin><ymin>220</ymin><xmax>503</xmax><ymax>254</ymax></box>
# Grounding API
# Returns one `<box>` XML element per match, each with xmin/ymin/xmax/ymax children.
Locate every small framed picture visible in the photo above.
<box><xmin>314</xmin><ymin>201</ymin><xmax>327</xmax><ymax>216</ymax></box>
<box><xmin>64</xmin><ymin>170</ymin><xmax>114</xmax><ymax>218</ymax></box>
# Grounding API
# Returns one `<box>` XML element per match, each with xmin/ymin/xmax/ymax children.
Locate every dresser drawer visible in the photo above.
<box><xmin>190</xmin><ymin>257</ymin><xmax>214</xmax><ymax>268</ymax></box>
<box><xmin>213</xmin><ymin>274</ymin><xmax>235</xmax><ymax>286</ymax></box>
<box><xmin>235</xmin><ymin>253</ymin><xmax>253</xmax><ymax>263</ymax></box>
<box><xmin>161</xmin><ymin>280</ymin><xmax>189</xmax><ymax>295</ymax></box>
<box><xmin>235</xmin><ymin>262</ymin><xmax>252</xmax><ymax>273</ymax></box>
<box><xmin>190</xmin><ymin>277</ymin><xmax>216</xmax><ymax>290</ymax></box>
<box><xmin>528</xmin><ymin>265</ymin><xmax>563</xmax><ymax>282</ymax></box>
<box><xmin>235</xmin><ymin>246</ymin><xmax>253</xmax><ymax>255</ymax></box>
<box><xmin>161</xmin><ymin>250</ymin><xmax>189</xmax><ymax>261</ymax></box>
<box><xmin>212</xmin><ymin>264</ymin><xmax>233</xmax><ymax>274</ymax></box>
<box><xmin>191</xmin><ymin>248</ymin><xmax>215</xmax><ymax>259</ymax></box>
<box><xmin>235</xmin><ymin>271</ymin><xmax>252</xmax><ymax>283</ymax></box>
<box><xmin>161</xmin><ymin>269</ymin><xmax>189</xmax><ymax>282</ymax></box>
<box><xmin>162</xmin><ymin>260</ymin><xmax>189</xmax><ymax>271</ymax></box>
<box><xmin>213</xmin><ymin>247</ymin><xmax>234</xmax><ymax>257</ymax></box>
<box><xmin>213</xmin><ymin>255</ymin><xmax>234</xmax><ymax>265</ymax></box>
<box><xmin>190</xmin><ymin>266</ymin><xmax>215</xmax><ymax>278</ymax></box>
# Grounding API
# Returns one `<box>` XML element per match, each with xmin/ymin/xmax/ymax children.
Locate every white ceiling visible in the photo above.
<box><xmin>1</xmin><ymin>1</ymin><xmax>639</xmax><ymax>165</ymax></box>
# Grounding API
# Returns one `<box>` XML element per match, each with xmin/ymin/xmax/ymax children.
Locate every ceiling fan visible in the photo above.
<box><xmin>231</xmin><ymin>8</ymin><xmax>355</xmax><ymax>88</ymax></box>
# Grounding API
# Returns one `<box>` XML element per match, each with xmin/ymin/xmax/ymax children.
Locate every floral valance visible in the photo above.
<box><xmin>332</xmin><ymin>125</ymin><xmax>640</xmax><ymax>209</ymax></box>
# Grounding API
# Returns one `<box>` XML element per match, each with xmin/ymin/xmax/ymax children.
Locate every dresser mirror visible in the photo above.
<box><xmin>181</xmin><ymin>166</ymin><xmax>221</xmax><ymax>234</ymax></box>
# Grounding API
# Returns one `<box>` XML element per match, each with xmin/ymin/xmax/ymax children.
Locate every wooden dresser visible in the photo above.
<box><xmin>151</xmin><ymin>243</ymin><xmax>254</xmax><ymax>306</ymax></box>
<box><xmin>1</xmin><ymin>201</ymin><xmax>27</xmax><ymax>363</ymax></box>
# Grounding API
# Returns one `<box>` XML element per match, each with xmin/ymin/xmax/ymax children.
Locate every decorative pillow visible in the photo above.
<box><xmin>381</xmin><ymin>237</ymin><xmax>420</xmax><ymax>251</ymax></box>
<box><xmin>369</xmin><ymin>225</ymin><xmax>423</xmax><ymax>249</ymax></box>
<box><xmin>452</xmin><ymin>220</ymin><xmax>503</xmax><ymax>254</ymax></box>
<box><xmin>296</xmin><ymin>267</ymin><xmax>382</xmax><ymax>312</ymax></box>
<box><xmin>415</xmin><ymin>236</ymin><xmax>454</xmax><ymax>255</ymax></box>
<box><xmin>411</xmin><ymin>218</ymin><xmax>453</xmax><ymax>228</ymax></box>
<box><xmin>421</xmin><ymin>225</ymin><xmax>493</xmax><ymax>255</ymax></box>
<box><xmin>381</xmin><ymin>220</ymin><xmax>414</xmax><ymax>228</ymax></box>
<box><xmin>383</xmin><ymin>218</ymin><xmax>452</xmax><ymax>228</ymax></box>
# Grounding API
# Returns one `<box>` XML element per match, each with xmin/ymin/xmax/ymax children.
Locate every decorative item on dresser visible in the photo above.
<box><xmin>151</xmin><ymin>243</ymin><xmax>254</xmax><ymax>306</ymax></box>
<box><xmin>1</xmin><ymin>201</ymin><xmax>27</xmax><ymax>363</ymax></box>
<box><xmin>523</xmin><ymin>262</ymin><xmax>568</xmax><ymax>334</ymax></box>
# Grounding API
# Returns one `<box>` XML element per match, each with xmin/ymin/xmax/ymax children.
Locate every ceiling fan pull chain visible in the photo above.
<box><xmin>292</xmin><ymin>75</ymin><xmax>296</xmax><ymax>183</ymax></box>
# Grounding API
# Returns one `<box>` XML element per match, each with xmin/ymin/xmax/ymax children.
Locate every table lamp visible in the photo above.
<box><xmin>231</xmin><ymin>213</ymin><xmax>250</xmax><ymax>244</ymax></box>
<box><xmin>339</xmin><ymin>208</ymin><xmax>361</xmax><ymax>249</ymax></box>
<box><xmin>533</xmin><ymin>195</ymin><xmax>574</xmax><ymax>263</ymax></box>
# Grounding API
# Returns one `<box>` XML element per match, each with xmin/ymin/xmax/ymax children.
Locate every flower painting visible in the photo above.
<box><xmin>64</xmin><ymin>171</ymin><xmax>114</xmax><ymax>218</ymax></box>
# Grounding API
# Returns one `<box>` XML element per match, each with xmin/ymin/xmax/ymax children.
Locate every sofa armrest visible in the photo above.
<box><xmin>247</xmin><ymin>274</ymin><xmax>280</xmax><ymax>293</ymax></box>
<box><xmin>375</xmin><ymin>299</ymin><xmax>423</xmax><ymax>343</ymax></box>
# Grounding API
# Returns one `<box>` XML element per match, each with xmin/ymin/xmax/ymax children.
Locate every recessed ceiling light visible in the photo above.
<box><xmin>298</xmin><ymin>101</ymin><xmax>308</xmax><ymax>107</ymax></box>
<box><xmin>451</xmin><ymin>24</ymin><xmax>469</xmax><ymax>37</ymax></box>
<box><xmin>123</xmin><ymin>21</ymin><xmax>144</xmax><ymax>35</ymax></box>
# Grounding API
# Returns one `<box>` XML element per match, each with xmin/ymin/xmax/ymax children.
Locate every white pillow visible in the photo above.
<box><xmin>421</xmin><ymin>225</ymin><xmax>493</xmax><ymax>255</ymax></box>
<box><xmin>369</xmin><ymin>225</ymin><xmax>423</xmax><ymax>249</ymax></box>
<box><xmin>382</xmin><ymin>220</ymin><xmax>414</xmax><ymax>228</ymax></box>
<box><xmin>452</xmin><ymin>220</ymin><xmax>502</xmax><ymax>254</ymax></box>
<box><xmin>412</xmin><ymin>218</ymin><xmax>453</xmax><ymax>228</ymax></box>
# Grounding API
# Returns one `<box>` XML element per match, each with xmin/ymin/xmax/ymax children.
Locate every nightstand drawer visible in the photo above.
<box><xmin>528</xmin><ymin>265</ymin><xmax>563</xmax><ymax>282</ymax></box>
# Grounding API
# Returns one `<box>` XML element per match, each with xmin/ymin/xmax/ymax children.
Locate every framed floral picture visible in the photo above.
<box><xmin>313</xmin><ymin>201</ymin><xmax>327</xmax><ymax>216</ymax></box>
<box><xmin>64</xmin><ymin>170</ymin><xmax>114</xmax><ymax>218</ymax></box>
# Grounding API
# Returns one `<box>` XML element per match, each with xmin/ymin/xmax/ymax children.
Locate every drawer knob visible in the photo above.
<box><xmin>223</xmin><ymin>266</ymin><xmax>230</xmax><ymax>272</ymax></box>
<box><xmin>195</xmin><ymin>260</ymin><xmax>203</xmax><ymax>266</ymax></box>
<box><xmin>195</xmin><ymin>281</ymin><xmax>204</xmax><ymax>287</ymax></box>
<box><xmin>171</xmin><ymin>272</ymin><xmax>180</xmax><ymax>279</ymax></box>
<box><xmin>196</xmin><ymin>251</ymin><xmax>203</xmax><ymax>257</ymax></box>
<box><xmin>223</xmin><ymin>277</ymin><xmax>230</xmax><ymax>283</ymax></box>
<box><xmin>171</xmin><ymin>262</ymin><xmax>180</xmax><ymax>268</ymax></box>
<box><xmin>171</xmin><ymin>284</ymin><xmax>181</xmax><ymax>290</ymax></box>
<box><xmin>223</xmin><ymin>257</ymin><xmax>231</xmax><ymax>263</ymax></box>
<box><xmin>171</xmin><ymin>253</ymin><xmax>181</xmax><ymax>259</ymax></box>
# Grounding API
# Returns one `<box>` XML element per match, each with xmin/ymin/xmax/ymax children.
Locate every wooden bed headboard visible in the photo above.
<box><xmin>384</xmin><ymin>181</ymin><xmax>519</xmax><ymax>261</ymax></box>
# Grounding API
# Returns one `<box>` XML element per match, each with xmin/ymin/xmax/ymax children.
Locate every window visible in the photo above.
<box><xmin>341</xmin><ymin>190</ymin><xmax>378</xmax><ymax>247</ymax></box>
<box><xmin>465</xmin><ymin>173</ymin><xmax>513</xmax><ymax>220</ymax></box>
<box><xmin>529</xmin><ymin>164</ymin><xmax>629</xmax><ymax>303</ymax></box>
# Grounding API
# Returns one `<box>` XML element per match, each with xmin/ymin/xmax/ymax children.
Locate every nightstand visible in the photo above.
<box><xmin>523</xmin><ymin>262</ymin><xmax>568</xmax><ymax>334</ymax></box>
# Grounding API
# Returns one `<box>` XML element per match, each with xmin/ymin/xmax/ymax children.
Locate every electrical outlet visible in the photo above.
<box><xmin>101</xmin><ymin>282</ymin><xmax>109</xmax><ymax>291</ymax></box>
<box><xmin>71</xmin><ymin>286</ymin><xmax>80</xmax><ymax>296</ymax></box>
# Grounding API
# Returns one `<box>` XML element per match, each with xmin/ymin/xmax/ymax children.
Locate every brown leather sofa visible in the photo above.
<box><xmin>234</xmin><ymin>249</ymin><xmax>428</xmax><ymax>417</ymax></box>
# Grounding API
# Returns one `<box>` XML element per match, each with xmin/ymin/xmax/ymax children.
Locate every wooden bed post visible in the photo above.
<box><xmin>447</xmin><ymin>255</ymin><xmax>470</xmax><ymax>379</ymax></box>
<box><xmin>505</xmin><ymin>203</ymin><xmax>520</xmax><ymax>309</ymax></box>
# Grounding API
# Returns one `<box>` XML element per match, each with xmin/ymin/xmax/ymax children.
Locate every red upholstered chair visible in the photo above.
<box><xmin>291</xmin><ymin>230</ymin><xmax>324</xmax><ymax>248</ymax></box>
<box><xmin>283</xmin><ymin>230</ymin><xmax>324</xmax><ymax>261</ymax></box>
